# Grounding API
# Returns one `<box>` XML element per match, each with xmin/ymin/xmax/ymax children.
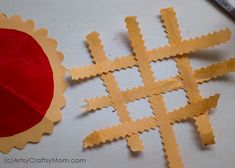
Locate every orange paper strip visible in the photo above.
<box><xmin>160</xmin><ymin>8</ymin><xmax>215</xmax><ymax>145</ymax></box>
<box><xmin>125</xmin><ymin>16</ymin><xmax>183</xmax><ymax>168</ymax></box>
<box><xmin>84</xmin><ymin>94</ymin><xmax>219</xmax><ymax>148</ymax></box>
<box><xmin>70</xmin><ymin>29</ymin><xmax>231</xmax><ymax>80</ymax></box>
<box><xmin>86</xmin><ymin>32</ymin><xmax>143</xmax><ymax>152</ymax></box>
<box><xmin>84</xmin><ymin>58</ymin><xmax>235</xmax><ymax>112</ymax></box>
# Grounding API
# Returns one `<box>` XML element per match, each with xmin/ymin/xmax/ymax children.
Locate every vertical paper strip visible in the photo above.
<box><xmin>125</xmin><ymin>16</ymin><xmax>184</xmax><ymax>168</ymax></box>
<box><xmin>160</xmin><ymin>8</ymin><xmax>215</xmax><ymax>145</ymax></box>
<box><xmin>86</xmin><ymin>32</ymin><xmax>144</xmax><ymax>152</ymax></box>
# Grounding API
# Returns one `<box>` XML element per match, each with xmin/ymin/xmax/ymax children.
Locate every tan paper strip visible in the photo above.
<box><xmin>126</xmin><ymin>16</ymin><xmax>183</xmax><ymax>168</ymax></box>
<box><xmin>84</xmin><ymin>58</ymin><xmax>235</xmax><ymax>112</ymax></box>
<box><xmin>86</xmin><ymin>32</ymin><xmax>144</xmax><ymax>152</ymax></box>
<box><xmin>84</xmin><ymin>94</ymin><xmax>219</xmax><ymax>148</ymax></box>
<box><xmin>160</xmin><ymin>8</ymin><xmax>214</xmax><ymax>145</ymax></box>
<box><xmin>195</xmin><ymin>58</ymin><xmax>235</xmax><ymax>82</ymax></box>
<box><xmin>70</xmin><ymin>29</ymin><xmax>231</xmax><ymax>80</ymax></box>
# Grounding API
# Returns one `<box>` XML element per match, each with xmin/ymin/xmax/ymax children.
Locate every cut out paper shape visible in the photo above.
<box><xmin>0</xmin><ymin>14</ymin><xmax>67</xmax><ymax>153</ymax></box>
<box><xmin>69</xmin><ymin>7</ymin><xmax>235</xmax><ymax>168</ymax></box>
<box><xmin>84</xmin><ymin>94</ymin><xmax>219</xmax><ymax>148</ymax></box>
<box><xmin>160</xmin><ymin>8</ymin><xmax>215</xmax><ymax>145</ymax></box>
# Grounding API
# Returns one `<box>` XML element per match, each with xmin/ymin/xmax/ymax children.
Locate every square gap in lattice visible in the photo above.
<box><xmin>127</xmin><ymin>98</ymin><xmax>153</xmax><ymax>120</ymax></box>
<box><xmin>87</xmin><ymin>106</ymin><xmax>121</xmax><ymax>131</ymax></box>
<box><xmin>83</xmin><ymin>77</ymin><xmax>108</xmax><ymax>99</ymax></box>
<box><xmin>151</xmin><ymin>59</ymin><xmax>178</xmax><ymax>81</ymax></box>
<box><xmin>113</xmin><ymin>66</ymin><xmax>143</xmax><ymax>91</ymax></box>
<box><xmin>163</xmin><ymin>89</ymin><xmax>188</xmax><ymax>112</ymax></box>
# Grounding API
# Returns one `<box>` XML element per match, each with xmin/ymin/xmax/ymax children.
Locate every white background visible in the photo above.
<box><xmin>0</xmin><ymin>0</ymin><xmax>235</xmax><ymax>168</ymax></box>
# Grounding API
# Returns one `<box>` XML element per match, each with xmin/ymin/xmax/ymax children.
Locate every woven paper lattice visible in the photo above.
<box><xmin>70</xmin><ymin>8</ymin><xmax>235</xmax><ymax>168</ymax></box>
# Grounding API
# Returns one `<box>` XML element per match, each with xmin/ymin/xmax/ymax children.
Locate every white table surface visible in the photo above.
<box><xmin>0</xmin><ymin>0</ymin><xmax>235</xmax><ymax>168</ymax></box>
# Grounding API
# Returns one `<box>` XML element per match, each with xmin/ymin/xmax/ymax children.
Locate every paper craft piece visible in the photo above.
<box><xmin>69</xmin><ymin>7</ymin><xmax>235</xmax><ymax>168</ymax></box>
<box><xmin>84</xmin><ymin>94</ymin><xmax>219</xmax><ymax>148</ymax></box>
<box><xmin>0</xmin><ymin>14</ymin><xmax>67</xmax><ymax>153</ymax></box>
<box><xmin>126</xmin><ymin>16</ymin><xmax>183</xmax><ymax>167</ymax></box>
<box><xmin>70</xmin><ymin>29</ymin><xmax>231</xmax><ymax>80</ymax></box>
<box><xmin>86</xmin><ymin>32</ymin><xmax>143</xmax><ymax>151</ymax></box>
<box><xmin>160</xmin><ymin>8</ymin><xmax>214</xmax><ymax>145</ymax></box>
<box><xmin>84</xmin><ymin>58</ymin><xmax>235</xmax><ymax>111</ymax></box>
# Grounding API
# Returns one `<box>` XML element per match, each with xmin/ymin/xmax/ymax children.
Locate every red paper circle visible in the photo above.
<box><xmin>0</xmin><ymin>28</ymin><xmax>54</xmax><ymax>137</ymax></box>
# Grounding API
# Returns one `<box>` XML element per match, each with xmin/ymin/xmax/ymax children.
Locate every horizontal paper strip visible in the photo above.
<box><xmin>84</xmin><ymin>58</ymin><xmax>235</xmax><ymax>112</ymax></box>
<box><xmin>70</xmin><ymin>29</ymin><xmax>231</xmax><ymax>80</ymax></box>
<box><xmin>84</xmin><ymin>94</ymin><xmax>219</xmax><ymax>148</ymax></box>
